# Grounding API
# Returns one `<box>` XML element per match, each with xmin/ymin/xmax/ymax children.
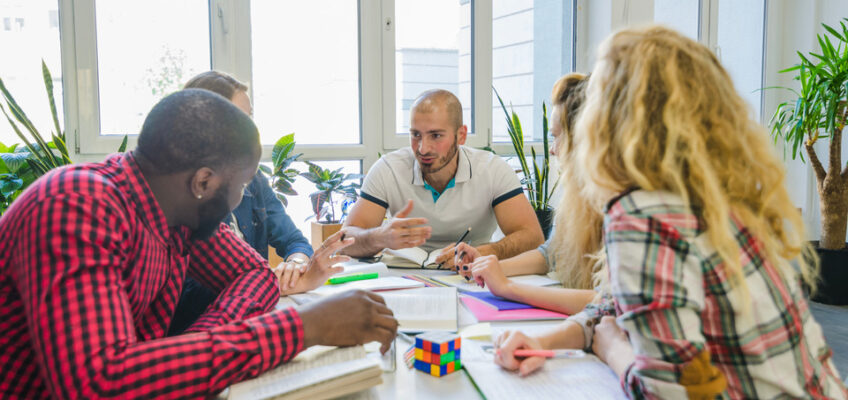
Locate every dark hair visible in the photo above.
<box><xmin>183</xmin><ymin>70</ymin><xmax>248</xmax><ymax>100</ymax></box>
<box><xmin>136</xmin><ymin>89</ymin><xmax>259</xmax><ymax>173</ymax></box>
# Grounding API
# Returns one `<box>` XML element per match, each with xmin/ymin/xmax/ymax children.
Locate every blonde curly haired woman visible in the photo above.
<box><xmin>453</xmin><ymin>72</ymin><xmax>602</xmax><ymax>315</ymax></box>
<box><xmin>495</xmin><ymin>25</ymin><xmax>847</xmax><ymax>399</ymax></box>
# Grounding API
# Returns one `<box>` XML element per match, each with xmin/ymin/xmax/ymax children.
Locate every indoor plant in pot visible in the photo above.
<box><xmin>770</xmin><ymin>18</ymin><xmax>848</xmax><ymax>304</ymax></box>
<box><xmin>0</xmin><ymin>61</ymin><xmax>127</xmax><ymax>216</ymax></box>
<box><xmin>299</xmin><ymin>161</ymin><xmax>363</xmax><ymax>248</ymax></box>
<box><xmin>495</xmin><ymin>88</ymin><xmax>558</xmax><ymax>239</ymax></box>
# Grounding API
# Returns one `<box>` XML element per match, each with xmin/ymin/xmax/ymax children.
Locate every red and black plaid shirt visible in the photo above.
<box><xmin>0</xmin><ymin>152</ymin><xmax>303</xmax><ymax>399</ymax></box>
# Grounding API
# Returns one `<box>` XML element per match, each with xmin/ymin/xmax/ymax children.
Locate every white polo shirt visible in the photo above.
<box><xmin>360</xmin><ymin>146</ymin><xmax>523</xmax><ymax>252</ymax></box>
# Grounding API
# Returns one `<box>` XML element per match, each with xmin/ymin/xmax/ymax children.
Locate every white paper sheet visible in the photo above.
<box><xmin>462</xmin><ymin>340</ymin><xmax>627</xmax><ymax>400</ymax></box>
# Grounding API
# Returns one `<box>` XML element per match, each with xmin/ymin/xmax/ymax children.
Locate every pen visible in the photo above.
<box><xmin>326</xmin><ymin>272</ymin><xmax>379</xmax><ymax>285</ymax></box>
<box><xmin>437</xmin><ymin>227</ymin><xmax>472</xmax><ymax>269</ymax></box>
<box><xmin>495</xmin><ymin>349</ymin><xmax>586</xmax><ymax>358</ymax></box>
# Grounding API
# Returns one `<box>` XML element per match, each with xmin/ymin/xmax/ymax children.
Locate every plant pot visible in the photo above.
<box><xmin>535</xmin><ymin>208</ymin><xmax>554</xmax><ymax>240</ymax></box>
<box><xmin>810</xmin><ymin>242</ymin><xmax>848</xmax><ymax>305</ymax></box>
<box><xmin>311</xmin><ymin>221</ymin><xmax>342</xmax><ymax>250</ymax></box>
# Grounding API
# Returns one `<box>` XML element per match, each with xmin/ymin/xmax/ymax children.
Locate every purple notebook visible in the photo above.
<box><xmin>463</xmin><ymin>291</ymin><xmax>533</xmax><ymax>311</ymax></box>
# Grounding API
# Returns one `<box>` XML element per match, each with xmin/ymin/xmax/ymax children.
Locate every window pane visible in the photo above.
<box><xmin>251</xmin><ymin>1</ymin><xmax>360</xmax><ymax>145</ymax></box>
<box><xmin>0</xmin><ymin>0</ymin><xmax>62</xmax><ymax>146</ymax></box>
<box><xmin>653</xmin><ymin>0</ymin><xmax>700</xmax><ymax>41</ymax></box>
<box><xmin>95</xmin><ymin>1</ymin><xmax>210</xmax><ymax>135</ymax></box>
<box><xmin>263</xmin><ymin>160</ymin><xmax>362</xmax><ymax>237</ymax></box>
<box><xmin>396</xmin><ymin>0</ymin><xmax>471</xmax><ymax>134</ymax></box>
<box><xmin>491</xmin><ymin>0</ymin><xmax>572</xmax><ymax>143</ymax></box>
<box><xmin>717</xmin><ymin>0</ymin><xmax>765</xmax><ymax>119</ymax></box>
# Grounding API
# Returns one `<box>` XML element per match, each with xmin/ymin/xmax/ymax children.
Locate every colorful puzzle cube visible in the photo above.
<box><xmin>412</xmin><ymin>332</ymin><xmax>461</xmax><ymax>377</ymax></box>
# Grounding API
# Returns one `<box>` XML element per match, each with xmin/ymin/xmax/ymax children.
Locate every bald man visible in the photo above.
<box><xmin>0</xmin><ymin>89</ymin><xmax>396</xmax><ymax>398</ymax></box>
<box><xmin>343</xmin><ymin>89</ymin><xmax>544</xmax><ymax>271</ymax></box>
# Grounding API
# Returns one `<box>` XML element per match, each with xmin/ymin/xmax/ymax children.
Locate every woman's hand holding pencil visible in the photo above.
<box><xmin>493</xmin><ymin>330</ymin><xmax>547</xmax><ymax>377</ymax></box>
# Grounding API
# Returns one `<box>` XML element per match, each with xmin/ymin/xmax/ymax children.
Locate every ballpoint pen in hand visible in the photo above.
<box><xmin>437</xmin><ymin>227</ymin><xmax>472</xmax><ymax>270</ymax></box>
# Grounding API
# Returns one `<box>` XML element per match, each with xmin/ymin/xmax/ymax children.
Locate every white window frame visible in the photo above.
<box><xmin>380</xmin><ymin>0</ymin><xmax>492</xmax><ymax>151</ymax></box>
<box><xmin>60</xmin><ymin>0</ymin><xmax>576</xmax><ymax>169</ymax></box>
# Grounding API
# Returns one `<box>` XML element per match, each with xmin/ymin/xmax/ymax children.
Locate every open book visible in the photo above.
<box><xmin>228</xmin><ymin>345</ymin><xmax>382</xmax><ymax>400</ymax></box>
<box><xmin>380</xmin><ymin>247</ymin><xmax>443</xmax><ymax>269</ymax></box>
<box><xmin>380</xmin><ymin>287</ymin><xmax>458</xmax><ymax>332</ymax></box>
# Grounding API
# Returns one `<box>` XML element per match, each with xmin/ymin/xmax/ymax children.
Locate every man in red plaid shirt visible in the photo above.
<box><xmin>0</xmin><ymin>89</ymin><xmax>397</xmax><ymax>399</ymax></box>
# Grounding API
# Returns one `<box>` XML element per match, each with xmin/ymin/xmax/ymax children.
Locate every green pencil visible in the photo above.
<box><xmin>326</xmin><ymin>272</ymin><xmax>379</xmax><ymax>285</ymax></box>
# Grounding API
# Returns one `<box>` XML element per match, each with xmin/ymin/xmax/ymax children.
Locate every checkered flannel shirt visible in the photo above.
<box><xmin>570</xmin><ymin>189</ymin><xmax>846</xmax><ymax>399</ymax></box>
<box><xmin>0</xmin><ymin>152</ymin><xmax>303</xmax><ymax>399</ymax></box>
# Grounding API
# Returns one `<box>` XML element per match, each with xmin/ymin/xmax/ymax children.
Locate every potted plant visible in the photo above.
<box><xmin>262</xmin><ymin>133</ymin><xmax>302</xmax><ymax>207</ymax></box>
<box><xmin>0</xmin><ymin>61</ymin><xmax>127</xmax><ymax>216</ymax></box>
<box><xmin>770</xmin><ymin>19</ymin><xmax>848</xmax><ymax>305</ymax></box>
<box><xmin>494</xmin><ymin>87</ymin><xmax>558</xmax><ymax>239</ymax></box>
<box><xmin>299</xmin><ymin>161</ymin><xmax>363</xmax><ymax>248</ymax></box>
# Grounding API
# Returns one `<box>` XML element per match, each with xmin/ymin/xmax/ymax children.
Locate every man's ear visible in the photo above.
<box><xmin>457</xmin><ymin>125</ymin><xmax>468</xmax><ymax>145</ymax></box>
<box><xmin>189</xmin><ymin>167</ymin><xmax>222</xmax><ymax>200</ymax></box>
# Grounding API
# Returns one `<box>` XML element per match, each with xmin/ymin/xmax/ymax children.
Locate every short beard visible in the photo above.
<box><xmin>192</xmin><ymin>186</ymin><xmax>231</xmax><ymax>241</ymax></box>
<box><xmin>419</xmin><ymin>140</ymin><xmax>459</xmax><ymax>175</ymax></box>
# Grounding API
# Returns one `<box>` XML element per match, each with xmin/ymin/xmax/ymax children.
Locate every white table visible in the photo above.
<box><xmin>278</xmin><ymin>268</ymin><xmax>567</xmax><ymax>400</ymax></box>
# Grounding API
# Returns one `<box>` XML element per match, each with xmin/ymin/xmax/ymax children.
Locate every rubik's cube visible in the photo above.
<box><xmin>413</xmin><ymin>332</ymin><xmax>461</xmax><ymax>377</ymax></box>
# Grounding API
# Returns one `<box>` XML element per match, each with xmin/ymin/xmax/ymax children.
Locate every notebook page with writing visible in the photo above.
<box><xmin>381</xmin><ymin>287</ymin><xmax>458</xmax><ymax>332</ymax></box>
<box><xmin>462</xmin><ymin>340</ymin><xmax>626</xmax><ymax>400</ymax></box>
<box><xmin>228</xmin><ymin>346</ymin><xmax>380</xmax><ymax>400</ymax></box>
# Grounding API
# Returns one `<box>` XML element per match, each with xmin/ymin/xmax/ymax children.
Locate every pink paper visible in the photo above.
<box><xmin>460</xmin><ymin>295</ymin><xmax>569</xmax><ymax>321</ymax></box>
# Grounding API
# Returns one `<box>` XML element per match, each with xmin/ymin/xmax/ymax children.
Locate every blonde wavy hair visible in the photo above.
<box><xmin>573</xmin><ymin>25</ymin><xmax>818</xmax><ymax>293</ymax></box>
<box><xmin>547</xmin><ymin>73</ymin><xmax>604</xmax><ymax>289</ymax></box>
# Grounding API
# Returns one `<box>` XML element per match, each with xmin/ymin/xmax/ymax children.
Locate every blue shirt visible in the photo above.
<box><xmin>224</xmin><ymin>172</ymin><xmax>313</xmax><ymax>259</ymax></box>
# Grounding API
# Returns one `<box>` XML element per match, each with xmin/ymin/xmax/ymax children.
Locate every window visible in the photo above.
<box><xmin>250</xmin><ymin>0</ymin><xmax>360</xmax><ymax>145</ymax></box>
<box><xmin>653</xmin><ymin>0</ymin><xmax>700</xmax><ymax>41</ymax></box>
<box><xmin>0</xmin><ymin>0</ymin><xmax>62</xmax><ymax>146</ymax></box>
<box><xmin>394</xmin><ymin>0</ymin><xmax>471</xmax><ymax>135</ymax></box>
<box><xmin>62</xmin><ymin>1</ymin><xmax>575</xmax><ymax>169</ymax></box>
<box><xmin>491</xmin><ymin>0</ymin><xmax>574</xmax><ymax>143</ymax></box>
<box><xmin>94</xmin><ymin>1</ymin><xmax>210</xmax><ymax>136</ymax></box>
<box><xmin>47</xmin><ymin>9</ymin><xmax>58</xmax><ymax>28</ymax></box>
<box><xmin>715</xmin><ymin>0</ymin><xmax>766</xmax><ymax>119</ymax></box>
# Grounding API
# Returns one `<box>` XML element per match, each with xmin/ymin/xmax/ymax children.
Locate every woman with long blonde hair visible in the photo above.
<box><xmin>453</xmin><ymin>72</ymin><xmax>602</xmax><ymax>315</ymax></box>
<box><xmin>495</xmin><ymin>25</ymin><xmax>846</xmax><ymax>399</ymax></box>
